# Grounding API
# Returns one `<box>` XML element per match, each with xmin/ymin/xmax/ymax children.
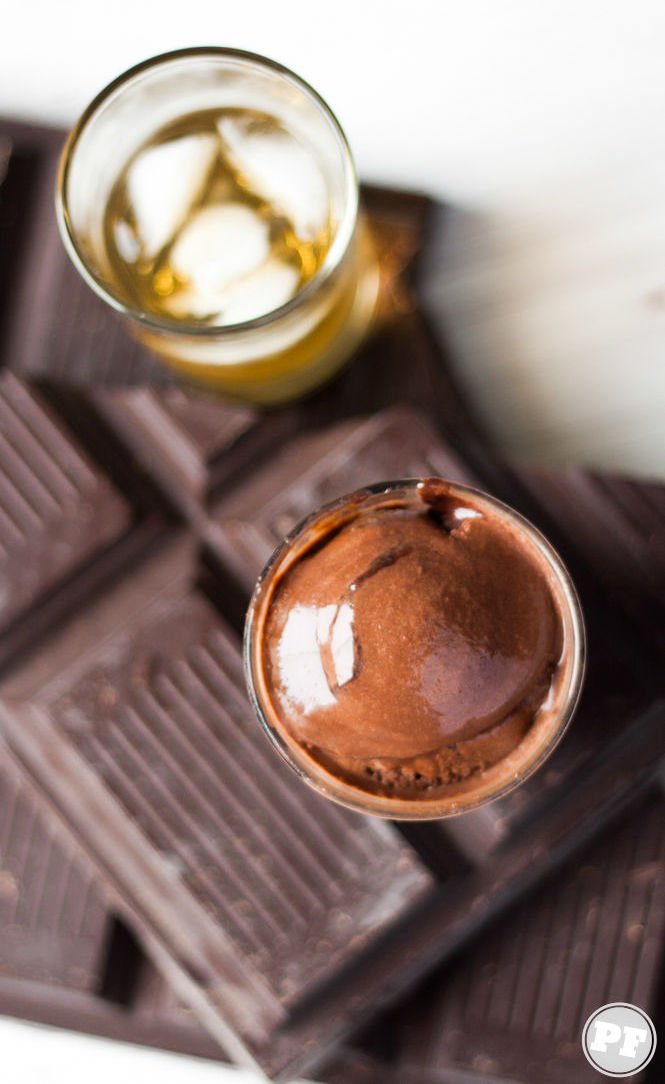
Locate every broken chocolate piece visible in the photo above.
<box><xmin>0</xmin><ymin>537</ymin><xmax>433</xmax><ymax>1078</ymax></box>
<box><xmin>0</xmin><ymin>373</ymin><xmax>130</xmax><ymax>655</ymax></box>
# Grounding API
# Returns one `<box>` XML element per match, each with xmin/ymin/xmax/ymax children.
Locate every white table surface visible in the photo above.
<box><xmin>0</xmin><ymin>1017</ymin><xmax>310</xmax><ymax>1083</ymax></box>
<box><xmin>0</xmin><ymin>2</ymin><xmax>664</xmax><ymax>1079</ymax></box>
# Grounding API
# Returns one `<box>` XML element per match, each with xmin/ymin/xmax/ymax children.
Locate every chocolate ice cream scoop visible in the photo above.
<box><xmin>246</xmin><ymin>480</ymin><xmax>584</xmax><ymax>817</ymax></box>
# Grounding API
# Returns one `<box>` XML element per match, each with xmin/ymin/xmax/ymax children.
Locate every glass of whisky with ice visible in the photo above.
<box><xmin>56</xmin><ymin>48</ymin><xmax>379</xmax><ymax>404</ymax></box>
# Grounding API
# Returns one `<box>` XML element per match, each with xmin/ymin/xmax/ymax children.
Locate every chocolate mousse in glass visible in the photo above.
<box><xmin>244</xmin><ymin>479</ymin><xmax>586</xmax><ymax>819</ymax></box>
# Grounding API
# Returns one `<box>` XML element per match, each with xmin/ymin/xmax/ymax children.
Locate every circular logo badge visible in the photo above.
<box><xmin>582</xmin><ymin>1003</ymin><xmax>656</xmax><ymax>1077</ymax></box>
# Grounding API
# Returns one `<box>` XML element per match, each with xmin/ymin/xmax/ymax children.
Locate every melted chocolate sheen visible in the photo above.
<box><xmin>263</xmin><ymin>485</ymin><xmax>563</xmax><ymax>797</ymax></box>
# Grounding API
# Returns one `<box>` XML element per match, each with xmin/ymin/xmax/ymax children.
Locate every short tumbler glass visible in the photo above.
<box><xmin>56</xmin><ymin>48</ymin><xmax>378</xmax><ymax>404</ymax></box>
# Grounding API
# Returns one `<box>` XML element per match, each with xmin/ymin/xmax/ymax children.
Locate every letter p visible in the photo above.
<box><xmin>590</xmin><ymin>1020</ymin><xmax>622</xmax><ymax>1052</ymax></box>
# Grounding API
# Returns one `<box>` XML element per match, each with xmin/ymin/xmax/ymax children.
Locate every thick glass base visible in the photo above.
<box><xmin>135</xmin><ymin>226</ymin><xmax>380</xmax><ymax>406</ymax></box>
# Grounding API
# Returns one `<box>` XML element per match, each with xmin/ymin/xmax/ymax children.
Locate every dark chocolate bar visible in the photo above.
<box><xmin>1</xmin><ymin>115</ymin><xmax>664</xmax><ymax>1084</ymax></box>
<box><xmin>0</xmin><ymin>754</ymin><xmax>108</xmax><ymax>996</ymax></box>
<box><xmin>0</xmin><ymin>373</ymin><xmax>145</xmax><ymax>673</ymax></box>
<box><xmin>0</xmin><ymin>534</ymin><xmax>433</xmax><ymax>1078</ymax></box>
<box><xmin>0</xmin><ymin>752</ymin><xmax>393</xmax><ymax>1084</ymax></box>
<box><xmin>2</xmin><ymin>397</ymin><xmax>663</xmax><ymax>1081</ymax></box>
<box><xmin>0</xmin><ymin>373</ymin><xmax>129</xmax><ymax>634</ymax></box>
<box><xmin>349</xmin><ymin>788</ymin><xmax>665</xmax><ymax>1084</ymax></box>
<box><xmin>0</xmin><ymin>749</ymin><xmax>240</xmax><ymax>1062</ymax></box>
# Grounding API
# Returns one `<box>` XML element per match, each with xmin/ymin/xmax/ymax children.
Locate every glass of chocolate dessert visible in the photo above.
<box><xmin>244</xmin><ymin>478</ymin><xmax>586</xmax><ymax>819</ymax></box>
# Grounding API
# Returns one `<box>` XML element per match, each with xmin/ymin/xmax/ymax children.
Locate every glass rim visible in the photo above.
<box><xmin>244</xmin><ymin>478</ymin><xmax>587</xmax><ymax>821</ymax></box>
<box><xmin>55</xmin><ymin>46</ymin><xmax>359</xmax><ymax>337</ymax></box>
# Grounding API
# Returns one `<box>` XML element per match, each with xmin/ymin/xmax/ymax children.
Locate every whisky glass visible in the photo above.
<box><xmin>57</xmin><ymin>48</ymin><xmax>378</xmax><ymax>404</ymax></box>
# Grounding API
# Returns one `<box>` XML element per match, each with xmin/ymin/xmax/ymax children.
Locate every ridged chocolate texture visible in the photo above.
<box><xmin>209</xmin><ymin>407</ymin><xmax>475</xmax><ymax>590</ymax></box>
<box><xmin>0</xmin><ymin>757</ymin><xmax>107</xmax><ymax>993</ymax></box>
<box><xmin>91</xmin><ymin>385</ymin><xmax>297</xmax><ymax>517</ymax></box>
<box><xmin>0</xmin><ymin>373</ymin><xmax>130</xmax><ymax>638</ymax></box>
<box><xmin>0</xmin><ymin>758</ymin><xmax>395</xmax><ymax>1079</ymax></box>
<box><xmin>0</xmin><ymin>538</ymin><xmax>433</xmax><ymax>1077</ymax></box>
<box><xmin>0</xmin><ymin>137</ymin><xmax>169</xmax><ymax>386</ymax></box>
<box><xmin>515</xmin><ymin>466</ymin><xmax>665</xmax><ymax>646</ymax></box>
<box><xmin>377</xmin><ymin>792</ymin><xmax>665</xmax><ymax>1084</ymax></box>
<box><xmin>92</xmin><ymin>386</ymin><xmax>257</xmax><ymax>508</ymax></box>
<box><xmin>0</xmin><ymin>752</ymin><xmax>231</xmax><ymax>1061</ymax></box>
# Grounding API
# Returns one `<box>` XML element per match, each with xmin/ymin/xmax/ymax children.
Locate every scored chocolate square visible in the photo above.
<box><xmin>208</xmin><ymin>407</ymin><xmax>475</xmax><ymax>591</ymax></box>
<box><xmin>0</xmin><ymin>535</ymin><xmax>434</xmax><ymax>1078</ymax></box>
<box><xmin>353</xmin><ymin>788</ymin><xmax>665</xmax><ymax>1084</ymax></box>
<box><xmin>0</xmin><ymin>755</ymin><xmax>108</xmax><ymax>996</ymax></box>
<box><xmin>0</xmin><ymin>748</ymin><xmax>241</xmax><ymax>1061</ymax></box>
<box><xmin>0</xmin><ymin>372</ymin><xmax>130</xmax><ymax>662</ymax></box>
<box><xmin>91</xmin><ymin>385</ymin><xmax>296</xmax><ymax>517</ymax></box>
<box><xmin>0</xmin><ymin>751</ymin><xmax>409</xmax><ymax>1079</ymax></box>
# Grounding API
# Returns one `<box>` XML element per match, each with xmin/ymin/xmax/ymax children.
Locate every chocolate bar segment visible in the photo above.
<box><xmin>0</xmin><ymin>373</ymin><xmax>130</xmax><ymax>647</ymax></box>
<box><xmin>0</xmin><ymin>751</ymin><xmax>402</xmax><ymax>1077</ymax></box>
<box><xmin>1</xmin><ymin>114</ymin><xmax>664</xmax><ymax>1084</ymax></box>
<box><xmin>360</xmin><ymin>790</ymin><xmax>665</xmax><ymax>1084</ymax></box>
<box><xmin>91</xmin><ymin>385</ymin><xmax>295</xmax><ymax>517</ymax></box>
<box><xmin>0</xmin><ymin>749</ymin><xmax>233</xmax><ymax>1061</ymax></box>
<box><xmin>0</xmin><ymin>535</ymin><xmax>433</xmax><ymax>1077</ymax></box>
<box><xmin>209</xmin><ymin>407</ymin><xmax>475</xmax><ymax>591</ymax></box>
<box><xmin>515</xmin><ymin>465</ymin><xmax>665</xmax><ymax>648</ymax></box>
<box><xmin>0</xmin><ymin>755</ymin><xmax>107</xmax><ymax>994</ymax></box>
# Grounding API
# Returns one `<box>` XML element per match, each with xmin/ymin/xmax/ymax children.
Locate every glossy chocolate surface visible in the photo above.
<box><xmin>261</xmin><ymin>481</ymin><xmax>564</xmax><ymax>798</ymax></box>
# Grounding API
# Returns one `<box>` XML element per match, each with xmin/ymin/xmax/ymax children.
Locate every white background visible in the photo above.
<box><xmin>0</xmin><ymin>1</ymin><xmax>664</xmax><ymax>1078</ymax></box>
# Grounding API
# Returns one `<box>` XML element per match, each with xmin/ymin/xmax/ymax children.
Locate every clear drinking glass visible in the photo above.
<box><xmin>56</xmin><ymin>48</ymin><xmax>379</xmax><ymax>404</ymax></box>
<box><xmin>244</xmin><ymin>479</ymin><xmax>586</xmax><ymax>820</ymax></box>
